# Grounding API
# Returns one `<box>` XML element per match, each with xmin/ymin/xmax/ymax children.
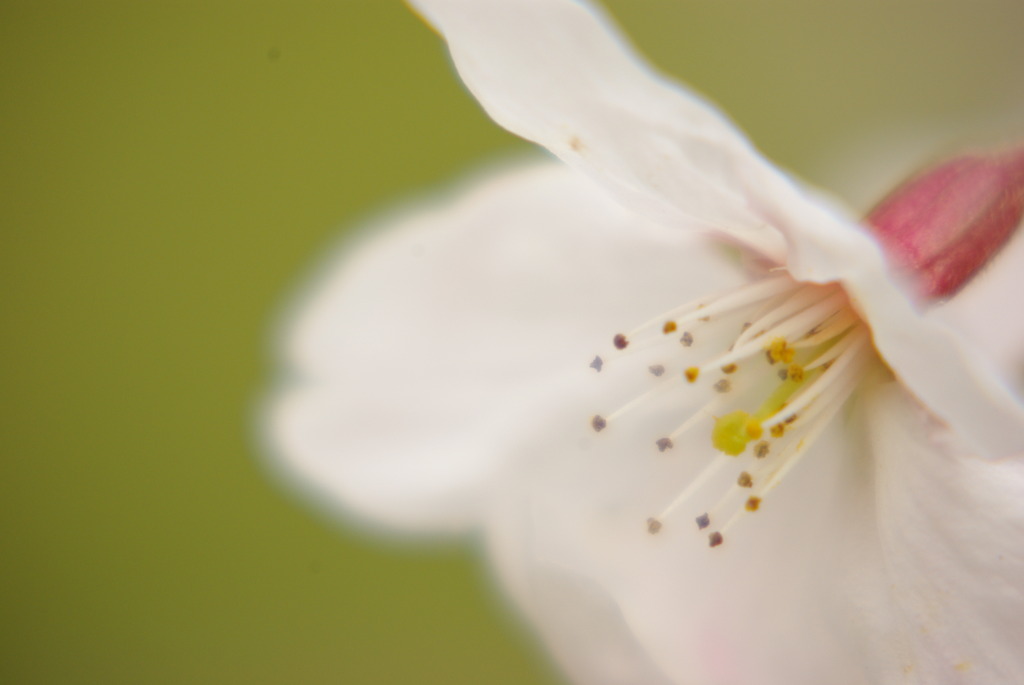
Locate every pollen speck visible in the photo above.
<box><xmin>709</xmin><ymin>531</ymin><xmax>724</xmax><ymax>547</ymax></box>
<box><xmin>590</xmin><ymin>356</ymin><xmax>603</xmax><ymax>372</ymax></box>
<box><xmin>721</xmin><ymin>363</ymin><xmax>738</xmax><ymax>374</ymax></box>
<box><xmin>737</xmin><ymin>471</ymin><xmax>753</xmax><ymax>488</ymax></box>
<box><xmin>662</xmin><ymin>321</ymin><xmax>677</xmax><ymax>334</ymax></box>
<box><xmin>770</xmin><ymin>424</ymin><xmax>786</xmax><ymax>438</ymax></box>
<box><xmin>656</xmin><ymin>437</ymin><xmax>674</xmax><ymax>452</ymax></box>
<box><xmin>745</xmin><ymin>496</ymin><xmax>762</xmax><ymax>512</ymax></box>
<box><xmin>696</xmin><ymin>513</ymin><xmax>711</xmax><ymax>530</ymax></box>
<box><xmin>685</xmin><ymin>367</ymin><xmax>700</xmax><ymax>383</ymax></box>
<box><xmin>591</xmin><ymin>415</ymin><xmax>607</xmax><ymax>432</ymax></box>
<box><xmin>754</xmin><ymin>441</ymin><xmax>770</xmax><ymax>458</ymax></box>
<box><xmin>613</xmin><ymin>333</ymin><xmax>629</xmax><ymax>350</ymax></box>
<box><xmin>646</xmin><ymin>517</ymin><xmax>663</xmax><ymax>534</ymax></box>
<box><xmin>680</xmin><ymin>331</ymin><xmax>694</xmax><ymax>347</ymax></box>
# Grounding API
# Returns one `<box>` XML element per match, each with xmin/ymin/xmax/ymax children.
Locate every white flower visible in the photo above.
<box><xmin>266</xmin><ymin>1</ymin><xmax>1024</xmax><ymax>684</ymax></box>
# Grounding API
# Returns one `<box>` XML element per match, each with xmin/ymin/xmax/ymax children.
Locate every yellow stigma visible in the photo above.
<box><xmin>712</xmin><ymin>410</ymin><xmax>762</xmax><ymax>456</ymax></box>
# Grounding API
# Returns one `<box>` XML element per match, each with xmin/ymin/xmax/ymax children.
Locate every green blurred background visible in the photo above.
<box><xmin>2</xmin><ymin>2</ymin><xmax>1022</xmax><ymax>683</ymax></box>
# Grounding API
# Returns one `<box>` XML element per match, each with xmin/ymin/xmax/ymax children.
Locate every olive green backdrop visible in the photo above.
<box><xmin>3</xmin><ymin>2</ymin><xmax>1021</xmax><ymax>683</ymax></box>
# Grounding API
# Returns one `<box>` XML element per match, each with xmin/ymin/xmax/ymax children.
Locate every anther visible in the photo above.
<box><xmin>662</xmin><ymin>321</ymin><xmax>677</xmax><ymax>334</ymax></box>
<box><xmin>709</xmin><ymin>531</ymin><xmax>724</xmax><ymax>547</ymax></box>
<box><xmin>696</xmin><ymin>513</ymin><xmax>710</xmax><ymax>530</ymax></box>
<box><xmin>770</xmin><ymin>424</ymin><xmax>785</xmax><ymax>438</ymax></box>
<box><xmin>680</xmin><ymin>331</ymin><xmax>694</xmax><ymax>347</ymax></box>
<box><xmin>685</xmin><ymin>367</ymin><xmax>700</xmax><ymax>383</ymax></box>
<box><xmin>646</xmin><ymin>517</ymin><xmax>663</xmax><ymax>534</ymax></box>
<box><xmin>737</xmin><ymin>471</ymin><xmax>754</xmax><ymax>488</ymax></box>
<box><xmin>721</xmin><ymin>363</ymin><xmax>738</xmax><ymax>374</ymax></box>
<box><xmin>591</xmin><ymin>415</ymin><xmax>607</xmax><ymax>432</ymax></box>
<box><xmin>613</xmin><ymin>333</ymin><xmax>629</xmax><ymax>350</ymax></box>
<box><xmin>656</xmin><ymin>437</ymin><xmax>674</xmax><ymax>452</ymax></box>
<box><xmin>590</xmin><ymin>356</ymin><xmax>603</xmax><ymax>372</ymax></box>
<box><xmin>787</xmin><ymin>364</ymin><xmax>805</xmax><ymax>383</ymax></box>
<box><xmin>648</xmin><ymin>364</ymin><xmax>665</xmax><ymax>377</ymax></box>
<box><xmin>745</xmin><ymin>496</ymin><xmax>762</xmax><ymax>512</ymax></box>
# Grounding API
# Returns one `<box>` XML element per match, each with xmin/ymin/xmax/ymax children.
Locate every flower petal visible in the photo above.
<box><xmin>926</xmin><ymin>230</ymin><xmax>1024</xmax><ymax>400</ymax></box>
<box><xmin>267</xmin><ymin>160</ymin><xmax>745</xmax><ymax>534</ymax></box>
<box><xmin>481</xmin><ymin>369</ymin><xmax>875</xmax><ymax>685</ymax></box>
<box><xmin>408</xmin><ymin>0</ymin><xmax>1024</xmax><ymax>458</ymax></box>
<box><xmin>857</xmin><ymin>381</ymin><xmax>1024</xmax><ymax>683</ymax></box>
<box><xmin>409</xmin><ymin>0</ymin><xmax>789</xmax><ymax>259</ymax></box>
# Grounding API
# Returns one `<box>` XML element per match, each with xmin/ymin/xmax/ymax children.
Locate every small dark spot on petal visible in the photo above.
<box><xmin>721</xmin><ymin>363</ymin><xmax>738</xmax><ymax>374</ymax></box>
<box><xmin>737</xmin><ymin>471</ymin><xmax>753</xmax><ymax>488</ymax></box>
<box><xmin>745</xmin><ymin>496</ymin><xmax>762</xmax><ymax>512</ymax></box>
<box><xmin>754</xmin><ymin>441</ymin><xmax>770</xmax><ymax>459</ymax></box>
<box><xmin>709</xmin><ymin>531</ymin><xmax>724</xmax><ymax>547</ymax></box>
<box><xmin>590</xmin><ymin>356</ymin><xmax>603</xmax><ymax>372</ymax></box>
<box><xmin>591</xmin><ymin>415</ymin><xmax>607</xmax><ymax>432</ymax></box>
<box><xmin>648</xmin><ymin>364</ymin><xmax>665</xmax><ymax>377</ymax></box>
<box><xmin>680</xmin><ymin>331</ymin><xmax>694</xmax><ymax>347</ymax></box>
<box><xmin>646</xmin><ymin>517</ymin><xmax>662</xmax><ymax>534</ymax></box>
<box><xmin>613</xmin><ymin>334</ymin><xmax>629</xmax><ymax>350</ymax></box>
<box><xmin>656</xmin><ymin>437</ymin><xmax>673</xmax><ymax>452</ymax></box>
<box><xmin>696</xmin><ymin>513</ymin><xmax>710</xmax><ymax>530</ymax></box>
<box><xmin>777</xmin><ymin>367</ymin><xmax>789</xmax><ymax>380</ymax></box>
<box><xmin>714</xmin><ymin>379</ymin><xmax>731</xmax><ymax>393</ymax></box>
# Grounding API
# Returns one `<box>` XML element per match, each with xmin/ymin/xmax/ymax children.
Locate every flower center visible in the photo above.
<box><xmin>589</xmin><ymin>274</ymin><xmax>875</xmax><ymax>548</ymax></box>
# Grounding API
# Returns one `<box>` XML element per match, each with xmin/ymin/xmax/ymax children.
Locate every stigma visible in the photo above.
<box><xmin>589</xmin><ymin>273</ymin><xmax>875</xmax><ymax>549</ymax></box>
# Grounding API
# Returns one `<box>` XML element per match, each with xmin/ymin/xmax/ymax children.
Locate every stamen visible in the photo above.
<box><xmin>592</xmin><ymin>275</ymin><xmax>877</xmax><ymax>550</ymax></box>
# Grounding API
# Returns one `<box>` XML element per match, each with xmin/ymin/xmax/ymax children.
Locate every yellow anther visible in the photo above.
<box><xmin>721</xmin><ymin>363</ymin><xmax>738</xmax><ymax>374</ymax></box>
<box><xmin>770</xmin><ymin>424</ymin><xmax>786</xmax><ymax>438</ymax></box>
<box><xmin>787</xmin><ymin>363</ymin><xmax>805</xmax><ymax>383</ymax></box>
<box><xmin>663</xmin><ymin>321</ymin><xmax>677</xmax><ymax>334</ymax></box>
<box><xmin>766</xmin><ymin>337</ymin><xmax>795</xmax><ymax>364</ymax></box>
<box><xmin>745</xmin><ymin>419</ymin><xmax>763</xmax><ymax>440</ymax></box>
<box><xmin>685</xmin><ymin>367</ymin><xmax>700</xmax><ymax>383</ymax></box>
<box><xmin>745</xmin><ymin>496</ymin><xmax>762</xmax><ymax>512</ymax></box>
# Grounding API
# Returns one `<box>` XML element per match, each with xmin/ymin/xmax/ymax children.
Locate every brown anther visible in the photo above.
<box><xmin>648</xmin><ymin>364</ymin><xmax>665</xmax><ymax>377</ymax></box>
<box><xmin>696</xmin><ymin>513</ymin><xmax>710</xmax><ymax>530</ymax></box>
<box><xmin>721</xmin><ymin>363</ymin><xmax>738</xmax><ymax>374</ymax></box>
<box><xmin>737</xmin><ymin>471</ymin><xmax>754</xmax><ymax>488</ymax></box>
<box><xmin>770</xmin><ymin>424</ymin><xmax>785</xmax><ymax>438</ymax></box>
<box><xmin>709</xmin><ymin>531</ymin><xmax>724</xmax><ymax>547</ymax></box>
<box><xmin>745</xmin><ymin>496</ymin><xmax>762</xmax><ymax>512</ymax></box>
<box><xmin>785</xmin><ymin>414</ymin><xmax>797</xmax><ymax>425</ymax></box>
<box><xmin>591</xmin><ymin>415</ymin><xmax>607</xmax><ymax>432</ymax></box>
<box><xmin>655</xmin><ymin>437</ymin><xmax>674</xmax><ymax>452</ymax></box>
<box><xmin>646</xmin><ymin>517</ymin><xmax>663</xmax><ymax>534</ymax></box>
<box><xmin>754</xmin><ymin>441</ymin><xmax>770</xmax><ymax>459</ymax></box>
<box><xmin>713</xmin><ymin>379</ymin><xmax>731</xmax><ymax>393</ymax></box>
<box><xmin>662</xmin><ymin>321</ymin><xmax>677</xmax><ymax>334</ymax></box>
<box><xmin>680</xmin><ymin>331</ymin><xmax>694</xmax><ymax>347</ymax></box>
<box><xmin>613</xmin><ymin>333</ymin><xmax>629</xmax><ymax>350</ymax></box>
<box><xmin>684</xmin><ymin>367</ymin><xmax>700</xmax><ymax>383</ymax></box>
<box><xmin>589</xmin><ymin>356</ymin><xmax>603</xmax><ymax>372</ymax></box>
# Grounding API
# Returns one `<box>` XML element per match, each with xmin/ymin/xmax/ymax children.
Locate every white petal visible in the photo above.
<box><xmin>409</xmin><ymin>0</ymin><xmax>789</xmax><ymax>259</ymax></box>
<box><xmin>267</xmin><ymin>160</ymin><xmax>745</xmax><ymax>534</ymax></box>
<box><xmin>408</xmin><ymin>0</ymin><xmax>1024</xmax><ymax>458</ymax></box>
<box><xmin>481</xmin><ymin>369</ymin><xmax>875</xmax><ymax>684</ymax></box>
<box><xmin>857</xmin><ymin>381</ymin><xmax>1024</xmax><ymax>683</ymax></box>
<box><xmin>926</xmin><ymin>229</ymin><xmax>1024</xmax><ymax>400</ymax></box>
